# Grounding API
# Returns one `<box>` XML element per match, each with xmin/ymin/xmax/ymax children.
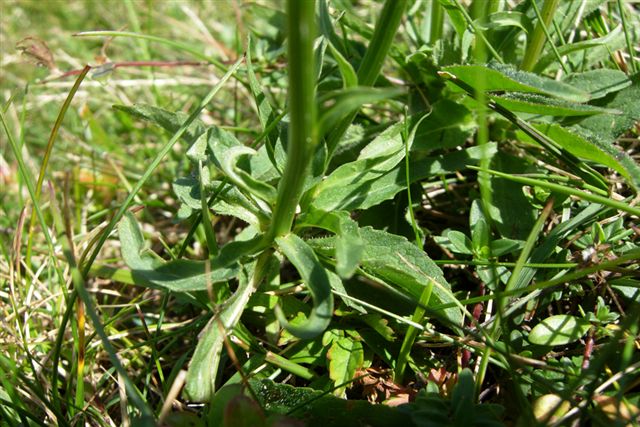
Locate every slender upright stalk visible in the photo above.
<box><xmin>428</xmin><ymin>0</ymin><xmax>444</xmax><ymax>45</ymax></box>
<box><xmin>268</xmin><ymin>0</ymin><xmax>317</xmax><ymax>239</ymax></box>
<box><xmin>618</xmin><ymin>0</ymin><xmax>638</xmax><ymax>73</ymax></box>
<box><xmin>325</xmin><ymin>0</ymin><xmax>408</xmax><ymax>157</ymax></box>
<box><xmin>357</xmin><ymin>0</ymin><xmax>408</xmax><ymax>86</ymax></box>
<box><xmin>521</xmin><ymin>0</ymin><xmax>561</xmax><ymax>71</ymax></box>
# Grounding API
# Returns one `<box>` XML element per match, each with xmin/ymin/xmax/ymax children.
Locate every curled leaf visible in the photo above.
<box><xmin>275</xmin><ymin>234</ymin><xmax>334</xmax><ymax>339</ymax></box>
<box><xmin>219</xmin><ymin>145</ymin><xmax>277</xmax><ymax>204</ymax></box>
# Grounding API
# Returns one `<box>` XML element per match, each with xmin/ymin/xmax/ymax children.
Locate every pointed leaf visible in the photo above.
<box><xmin>219</xmin><ymin>145</ymin><xmax>278</xmax><ymax>203</ymax></box>
<box><xmin>443</xmin><ymin>63</ymin><xmax>590</xmax><ymax>102</ymax></box>
<box><xmin>173</xmin><ymin>177</ymin><xmax>268</xmax><ymax>227</ymax></box>
<box><xmin>297</xmin><ymin>208</ymin><xmax>363</xmax><ymax>279</ymax></box>
<box><xmin>113</xmin><ymin>104</ymin><xmax>205</xmax><ymax>143</ymax></box>
<box><xmin>534</xmin><ymin>26</ymin><xmax>624</xmax><ymax>73</ymax></box>
<box><xmin>327</xmin><ymin>41</ymin><xmax>358</xmax><ymax>89</ymax></box>
<box><xmin>311</xmin><ymin>143</ymin><xmax>497</xmax><ymax>211</ymax></box>
<box><xmin>446</xmin><ymin>230</ymin><xmax>474</xmax><ymax>255</ymax></box>
<box><xmin>412</xmin><ymin>99</ymin><xmax>475</xmax><ymax>152</ymax></box>
<box><xmin>492</xmin><ymin>93</ymin><xmax>618</xmax><ymax>116</ymax></box>
<box><xmin>517</xmin><ymin>123</ymin><xmax>640</xmax><ymax>191</ymax></box>
<box><xmin>578</xmin><ymin>73</ymin><xmax>640</xmax><ymax>144</ymax></box>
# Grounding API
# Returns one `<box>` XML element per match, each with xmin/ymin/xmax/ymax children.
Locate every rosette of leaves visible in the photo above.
<box><xmin>114</xmin><ymin>1</ymin><xmax>466</xmax><ymax>402</ymax></box>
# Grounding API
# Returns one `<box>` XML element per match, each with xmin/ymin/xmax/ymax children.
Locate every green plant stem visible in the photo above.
<box><xmin>268</xmin><ymin>0</ymin><xmax>317</xmax><ymax>239</ymax></box>
<box><xmin>467</xmin><ymin>166</ymin><xmax>640</xmax><ymax>217</ymax></box>
<box><xmin>617</xmin><ymin>0</ymin><xmax>638</xmax><ymax>73</ymax></box>
<box><xmin>451</xmin><ymin>0</ymin><xmax>504</xmax><ymax>63</ymax></box>
<box><xmin>530</xmin><ymin>0</ymin><xmax>569</xmax><ymax>74</ymax></box>
<box><xmin>357</xmin><ymin>0</ymin><xmax>408</xmax><ymax>86</ymax></box>
<box><xmin>394</xmin><ymin>279</ymin><xmax>433</xmax><ymax>383</ymax></box>
<box><xmin>324</xmin><ymin>0</ymin><xmax>408</xmax><ymax>158</ymax></box>
<box><xmin>475</xmin><ymin>198</ymin><xmax>555</xmax><ymax>396</ymax></box>
<box><xmin>521</xmin><ymin>0</ymin><xmax>560</xmax><ymax>71</ymax></box>
<box><xmin>428</xmin><ymin>0</ymin><xmax>444</xmax><ymax>44</ymax></box>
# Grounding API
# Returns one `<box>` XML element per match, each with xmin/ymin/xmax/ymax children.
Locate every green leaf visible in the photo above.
<box><xmin>446</xmin><ymin>230</ymin><xmax>474</xmax><ymax>255</ymax></box>
<box><xmin>451</xmin><ymin>368</ymin><xmax>475</xmax><ymax>425</ymax></box>
<box><xmin>297</xmin><ymin>208</ymin><xmax>364</xmax><ymax>279</ymax></box>
<box><xmin>247</xmin><ymin>36</ymin><xmax>277</xmax><ymax>132</ymax></box>
<box><xmin>119</xmin><ymin>212</ymin><xmax>162</xmax><ymax>271</ymax></box>
<box><xmin>319</xmin><ymin>0</ymin><xmax>346</xmax><ymax>56</ymax></box>
<box><xmin>118</xmin><ymin>213</ymin><xmax>266</xmax><ymax>292</ymax></box>
<box><xmin>487</xmin><ymin>152</ymin><xmax>538</xmax><ymax>240</ymax></box>
<box><xmin>555</xmin><ymin>0</ymin><xmax>608</xmax><ymax>34</ymax></box>
<box><xmin>517</xmin><ymin>123</ymin><xmax>640</xmax><ymax>191</ymax></box>
<box><xmin>207</xmin><ymin>126</ymin><xmax>277</xmax><ymax>205</ymax></box>
<box><xmin>412</xmin><ymin>99</ymin><xmax>475</xmax><ymax>152</ymax></box>
<box><xmin>113</xmin><ymin>103</ymin><xmax>205</xmax><ymax>143</ymax></box>
<box><xmin>219</xmin><ymin>145</ymin><xmax>278</xmax><ymax>203</ymax></box>
<box><xmin>327</xmin><ymin>336</ymin><xmax>364</xmax><ymax>397</ymax></box>
<box><xmin>185</xmin><ymin>263</ymin><xmax>258</xmax><ymax>402</ymax></box>
<box><xmin>577</xmin><ymin>73</ymin><xmax>640</xmax><ymax>144</ymax></box>
<box><xmin>275</xmin><ymin>234</ymin><xmax>335</xmax><ymax>339</ymax></box>
<box><xmin>490</xmin><ymin>239</ymin><xmax>524</xmax><ymax>257</ymax></box>
<box><xmin>528</xmin><ymin>315</ymin><xmax>591</xmax><ymax>346</ymax></box>
<box><xmin>360</xmin><ymin>314</ymin><xmax>396</xmax><ymax>341</ymax></box>
<box><xmin>439</xmin><ymin>0</ymin><xmax>468</xmax><ymax>38</ymax></box>
<box><xmin>173</xmin><ymin>178</ymin><xmax>268</xmax><ymax>227</ymax></box>
<box><xmin>563</xmin><ymin>69</ymin><xmax>631</xmax><ymax>100</ymax></box>
<box><xmin>491</xmin><ymin>93</ymin><xmax>618</xmax><ymax>116</ymax></box>
<box><xmin>477</xmin><ymin>11</ymin><xmax>533</xmax><ymax>34</ymax></box>
<box><xmin>222</xmin><ymin>395</ymin><xmax>266</xmax><ymax>427</ymax></box>
<box><xmin>317</xmin><ymin>87</ymin><xmax>404</xmax><ymax>137</ymax></box>
<box><xmin>327</xmin><ymin>41</ymin><xmax>358</xmax><ymax>89</ymax></box>
<box><xmin>310</xmin><ymin>121</ymin><xmax>405</xmax><ymax>209</ymax></box>
<box><xmin>443</xmin><ymin>63</ymin><xmax>590</xmax><ymax>102</ymax></box>
<box><xmin>311</xmin><ymin>135</ymin><xmax>497</xmax><ymax>211</ymax></box>
<box><xmin>309</xmin><ymin>227</ymin><xmax>463</xmax><ymax>329</ymax></box>
<box><xmin>534</xmin><ymin>26</ymin><xmax>624</xmax><ymax>73</ymax></box>
<box><xmin>470</xmin><ymin>200</ymin><xmax>490</xmax><ymax>258</ymax></box>
<box><xmin>440</xmin><ymin>70</ymin><xmax>609</xmax><ymax>191</ymax></box>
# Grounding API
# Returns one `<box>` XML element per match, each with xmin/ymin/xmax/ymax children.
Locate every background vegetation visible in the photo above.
<box><xmin>1</xmin><ymin>0</ymin><xmax>639</xmax><ymax>426</ymax></box>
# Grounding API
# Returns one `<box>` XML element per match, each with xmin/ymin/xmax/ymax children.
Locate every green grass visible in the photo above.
<box><xmin>1</xmin><ymin>1</ymin><xmax>640</xmax><ymax>426</ymax></box>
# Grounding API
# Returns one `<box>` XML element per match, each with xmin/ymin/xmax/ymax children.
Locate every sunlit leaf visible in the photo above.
<box><xmin>528</xmin><ymin>315</ymin><xmax>591</xmax><ymax>346</ymax></box>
